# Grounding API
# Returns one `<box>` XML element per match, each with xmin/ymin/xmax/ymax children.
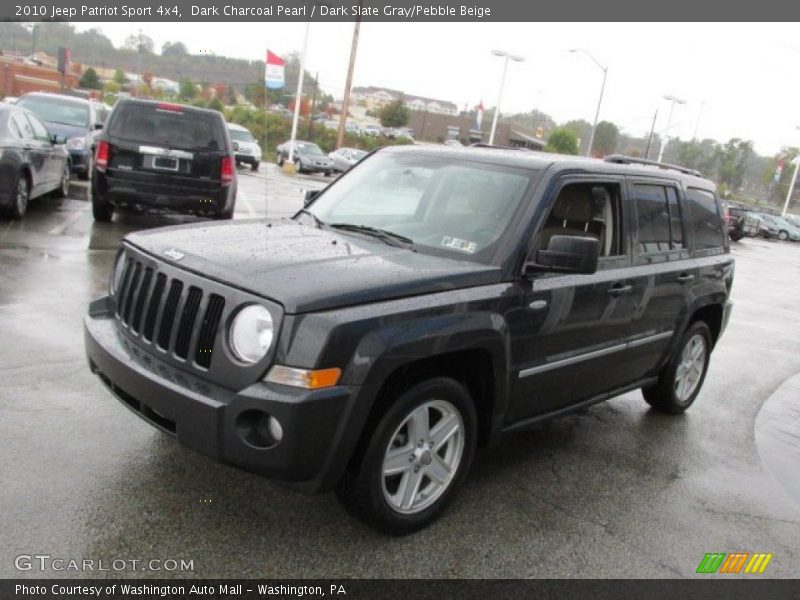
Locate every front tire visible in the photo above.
<box><xmin>251</xmin><ymin>161</ymin><xmax>259</xmax><ymax>171</ymax></box>
<box><xmin>78</xmin><ymin>155</ymin><xmax>92</xmax><ymax>181</ymax></box>
<box><xmin>337</xmin><ymin>377</ymin><xmax>477</xmax><ymax>535</ymax></box>
<box><xmin>778</xmin><ymin>230</ymin><xmax>789</xmax><ymax>241</ymax></box>
<box><xmin>57</xmin><ymin>162</ymin><xmax>70</xmax><ymax>198</ymax></box>
<box><xmin>642</xmin><ymin>321</ymin><xmax>712</xmax><ymax>414</ymax></box>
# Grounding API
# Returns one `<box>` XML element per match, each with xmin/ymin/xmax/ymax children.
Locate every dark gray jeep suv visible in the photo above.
<box><xmin>84</xmin><ymin>146</ymin><xmax>734</xmax><ymax>534</ymax></box>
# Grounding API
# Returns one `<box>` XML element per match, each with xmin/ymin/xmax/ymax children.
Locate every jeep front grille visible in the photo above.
<box><xmin>114</xmin><ymin>256</ymin><xmax>225</xmax><ymax>370</ymax></box>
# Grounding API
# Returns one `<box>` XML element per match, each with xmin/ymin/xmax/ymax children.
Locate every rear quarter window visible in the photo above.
<box><xmin>686</xmin><ymin>187</ymin><xmax>725</xmax><ymax>251</ymax></box>
<box><xmin>108</xmin><ymin>103</ymin><xmax>226</xmax><ymax>151</ymax></box>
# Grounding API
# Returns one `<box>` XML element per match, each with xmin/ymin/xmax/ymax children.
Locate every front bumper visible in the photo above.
<box><xmin>234</xmin><ymin>153</ymin><xmax>260</xmax><ymax>164</ymax></box>
<box><xmin>298</xmin><ymin>161</ymin><xmax>333</xmax><ymax>173</ymax></box>
<box><xmin>84</xmin><ymin>298</ymin><xmax>358</xmax><ymax>492</ymax></box>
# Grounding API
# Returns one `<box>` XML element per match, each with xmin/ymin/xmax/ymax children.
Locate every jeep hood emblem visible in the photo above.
<box><xmin>164</xmin><ymin>248</ymin><xmax>185</xmax><ymax>261</ymax></box>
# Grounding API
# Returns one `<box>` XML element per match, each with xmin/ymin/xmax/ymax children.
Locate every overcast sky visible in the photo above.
<box><xmin>75</xmin><ymin>22</ymin><xmax>800</xmax><ymax>155</ymax></box>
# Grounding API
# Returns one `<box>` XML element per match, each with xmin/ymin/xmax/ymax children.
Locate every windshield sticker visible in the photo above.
<box><xmin>441</xmin><ymin>236</ymin><xmax>478</xmax><ymax>254</ymax></box>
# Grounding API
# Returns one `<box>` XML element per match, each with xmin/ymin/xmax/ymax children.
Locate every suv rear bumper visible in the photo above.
<box><xmin>84</xmin><ymin>298</ymin><xmax>358</xmax><ymax>492</ymax></box>
<box><xmin>94</xmin><ymin>170</ymin><xmax>233</xmax><ymax>214</ymax></box>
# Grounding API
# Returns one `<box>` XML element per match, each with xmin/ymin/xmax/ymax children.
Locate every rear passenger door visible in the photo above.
<box><xmin>623</xmin><ymin>179</ymin><xmax>695</xmax><ymax>381</ymax></box>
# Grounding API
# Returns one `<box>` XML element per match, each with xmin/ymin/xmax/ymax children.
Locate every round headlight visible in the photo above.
<box><xmin>230</xmin><ymin>305</ymin><xmax>274</xmax><ymax>364</ymax></box>
<box><xmin>111</xmin><ymin>252</ymin><xmax>126</xmax><ymax>295</ymax></box>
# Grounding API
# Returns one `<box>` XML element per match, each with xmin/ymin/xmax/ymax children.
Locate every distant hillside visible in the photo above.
<box><xmin>0</xmin><ymin>22</ymin><xmax>312</xmax><ymax>92</ymax></box>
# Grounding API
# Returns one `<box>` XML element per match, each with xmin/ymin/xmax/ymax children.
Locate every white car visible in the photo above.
<box><xmin>328</xmin><ymin>147</ymin><xmax>368</xmax><ymax>172</ymax></box>
<box><xmin>361</xmin><ymin>124</ymin><xmax>382</xmax><ymax>137</ymax></box>
<box><xmin>227</xmin><ymin>122</ymin><xmax>262</xmax><ymax>171</ymax></box>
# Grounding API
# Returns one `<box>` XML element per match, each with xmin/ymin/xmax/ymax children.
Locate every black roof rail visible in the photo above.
<box><xmin>604</xmin><ymin>154</ymin><xmax>702</xmax><ymax>177</ymax></box>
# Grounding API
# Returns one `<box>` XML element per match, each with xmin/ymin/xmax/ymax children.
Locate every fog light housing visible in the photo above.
<box><xmin>235</xmin><ymin>409</ymin><xmax>282</xmax><ymax>448</ymax></box>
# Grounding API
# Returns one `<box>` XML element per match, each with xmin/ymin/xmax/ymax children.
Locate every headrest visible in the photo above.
<box><xmin>552</xmin><ymin>186</ymin><xmax>594</xmax><ymax>222</ymax></box>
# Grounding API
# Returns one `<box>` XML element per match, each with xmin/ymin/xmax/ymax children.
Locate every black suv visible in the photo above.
<box><xmin>91</xmin><ymin>99</ymin><xmax>236</xmax><ymax>222</ymax></box>
<box><xmin>85</xmin><ymin>147</ymin><xmax>734</xmax><ymax>534</ymax></box>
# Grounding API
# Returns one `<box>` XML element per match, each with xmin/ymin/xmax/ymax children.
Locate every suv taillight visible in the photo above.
<box><xmin>221</xmin><ymin>156</ymin><xmax>234</xmax><ymax>186</ymax></box>
<box><xmin>95</xmin><ymin>141</ymin><xmax>109</xmax><ymax>172</ymax></box>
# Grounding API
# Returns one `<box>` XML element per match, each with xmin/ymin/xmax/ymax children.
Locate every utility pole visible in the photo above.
<box><xmin>645</xmin><ymin>109</ymin><xmax>658</xmax><ymax>160</ymax></box>
<box><xmin>657</xmin><ymin>94</ymin><xmax>686</xmax><ymax>163</ymax></box>
<box><xmin>308</xmin><ymin>71</ymin><xmax>319</xmax><ymax>139</ymax></box>
<box><xmin>336</xmin><ymin>2</ymin><xmax>361</xmax><ymax>150</ymax></box>
<box><xmin>136</xmin><ymin>28</ymin><xmax>143</xmax><ymax>97</ymax></box>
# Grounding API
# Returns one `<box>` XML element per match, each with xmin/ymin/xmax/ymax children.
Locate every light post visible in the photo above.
<box><xmin>782</xmin><ymin>127</ymin><xmax>800</xmax><ymax>217</ymax></box>
<box><xmin>488</xmin><ymin>49</ymin><xmax>524</xmax><ymax>145</ymax></box>
<box><xmin>569</xmin><ymin>49</ymin><xmax>607</xmax><ymax>157</ymax></box>
<box><xmin>287</xmin><ymin>20</ymin><xmax>311</xmax><ymax>168</ymax></box>
<box><xmin>657</xmin><ymin>94</ymin><xmax>686</xmax><ymax>162</ymax></box>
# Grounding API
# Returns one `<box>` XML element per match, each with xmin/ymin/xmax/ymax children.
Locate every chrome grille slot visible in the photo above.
<box><xmin>143</xmin><ymin>273</ymin><xmax>166</xmax><ymax>342</ymax></box>
<box><xmin>174</xmin><ymin>286</ymin><xmax>203</xmax><ymax>359</ymax></box>
<box><xmin>157</xmin><ymin>280</ymin><xmax>184</xmax><ymax>350</ymax></box>
<box><xmin>195</xmin><ymin>294</ymin><xmax>225</xmax><ymax>369</ymax></box>
<box><xmin>131</xmin><ymin>267</ymin><xmax>153</xmax><ymax>333</ymax></box>
<box><xmin>115</xmin><ymin>258</ymin><xmax>134</xmax><ymax>317</ymax></box>
<box><xmin>122</xmin><ymin>262</ymin><xmax>142</xmax><ymax>325</ymax></box>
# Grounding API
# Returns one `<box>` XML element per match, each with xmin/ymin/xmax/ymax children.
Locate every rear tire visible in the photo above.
<box><xmin>91</xmin><ymin>186</ymin><xmax>113</xmax><ymax>222</ymax></box>
<box><xmin>6</xmin><ymin>172</ymin><xmax>30</xmax><ymax>219</ymax></box>
<box><xmin>56</xmin><ymin>162</ymin><xmax>70</xmax><ymax>198</ymax></box>
<box><xmin>642</xmin><ymin>321</ymin><xmax>712</xmax><ymax>414</ymax></box>
<box><xmin>277</xmin><ymin>156</ymin><xmax>284</xmax><ymax>167</ymax></box>
<box><xmin>778</xmin><ymin>230</ymin><xmax>789</xmax><ymax>241</ymax></box>
<box><xmin>336</xmin><ymin>377</ymin><xmax>477</xmax><ymax>535</ymax></box>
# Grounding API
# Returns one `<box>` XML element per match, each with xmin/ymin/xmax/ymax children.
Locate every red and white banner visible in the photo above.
<box><xmin>265</xmin><ymin>50</ymin><xmax>285</xmax><ymax>89</ymax></box>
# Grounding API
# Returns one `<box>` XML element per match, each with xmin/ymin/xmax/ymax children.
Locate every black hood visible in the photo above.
<box><xmin>125</xmin><ymin>219</ymin><xmax>503</xmax><ymax>314</ymax></box>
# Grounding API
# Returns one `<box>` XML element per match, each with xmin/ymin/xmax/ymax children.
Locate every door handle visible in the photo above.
<box><xmin>676</xmin><ymin>273</ymin><xmax>695</xmax><ymax>284</ymax></box>
<box><xmin>607</xmin><ymin>284</ymin><xmax>632</xmax><ymax>297</ymax></box>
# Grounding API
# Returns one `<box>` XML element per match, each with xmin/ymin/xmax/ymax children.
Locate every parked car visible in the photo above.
<box><xmin>91</xmin><ymin>99</ymin><xmax>236</xmax><ymax>222</ymax></box>
<box><xmin>85</xmin><ymin>148</ymin><xmax>733</xmax><ymax>534</ymax></box>
<box><xmin>759</xmin><ymin>213</ymin><xmax>800</xmax><ymax>241</ymax></box>
<box><xmin>1</xmin><ymin>96</ymin><xmax>18</xmax><ymax>105</ymax></box>
<box><xmin>361</xmin><ymin>124</ymin><xmax>382</xmax><ymax>137</ymax></box>
<box><xmin>276</xmin><ymin>140</ymin><xmax>333</xmax><ymax>175</ymax></box>
<box><xmin>328</xmin><ymin>147</ymin><xmax>368</xmax><ymax>172</ymax></box>
<box><xmin>750</xmin><ymin>213</ymin><xmax>780</xmax><ymax>239</ymax></box>
<box><xmin>0</xmin><ymin>104</ymin><xmax>71</xmax><ymax>219</ymax></box>
<box><xmin>227</xmin><ymin>122</ymin><xmax>261</xmax><ymax>171</ymax></box>
<box><xmin>784</xmin><ymin>213</ymin><xmax>800</xmax><ymax>228</ymax></box>
<box><xmin>725</xmin><ymin>205</ymin><xmax>759</xmax><ymax>241</ymax></box>
<box><xmin>16</xmin><ymin>92</ymin><xmax>107</xmax><ymax>180</ymax></box>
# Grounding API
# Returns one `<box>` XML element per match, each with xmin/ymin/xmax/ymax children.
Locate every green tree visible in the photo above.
<box><xmin>562</xmin><ymin>119</ymin><xmax>592</xmax><ymax>154</ymax></box>
<box><xmin>225</xmin><ymin>86</ymin><xmax>238</xmax><ymax>106</ymax></box>
<box><xmin>592</xmin><ymin>121</ymin><xmax>619</xmax><ymax>157</ymax></box>
<box><xmin>113</xmin><ymin>69</ymin><xmax>127</xmax><ymax>85</ymax></box>
<box><xmin>208</xmin><ymin>97</ymin><xmax>225</xmax><ymax>112</ymax></box>
<box><xmin>123</xmin><ymin>33</ymin><xmax>154</xmax><ymax>54</ymax></box>
<box><xmin>78</xmin><ymin>67</ymin><xmax>102</xmax><ymax>90</ymax></box>
<box><xmin>103</xmin><ymin>81</ymin><xmax>120</xmax><ymax>95</ymax></box>
<box><xmin>161</xmin><ymin>41</ymin><xmax>189</xmax><ymax>57</ymax></box>
<box><xmin>179</xmin><ymin>79</ymin><xmax>198</xmax><ymax>100</ymax></box>
<box><xmin>379</xmin><ymin>97</ymin><xmax>410</xmax><ymax>128</ymax></box>
<box><xmin>715</xmin><ymin>138</ymin><xmax>754</xmax><ymax>190</ymax></box>
<box><xmin>545</xmin><ymin>128</ymin><xmax>579</xmax><ymax>155</ymax></box>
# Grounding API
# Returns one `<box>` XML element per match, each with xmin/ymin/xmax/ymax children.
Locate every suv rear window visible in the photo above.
<box><xmin>686</xmin><ymin>188</ymin><xmax>725</xmax><ymax>250</ymax></box>
<box><xmin>108</xmin><ymin>103</ymin><xmax>226</xmax><ymax>151</ymax></box>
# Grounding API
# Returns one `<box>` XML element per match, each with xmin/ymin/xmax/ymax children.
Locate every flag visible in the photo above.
<box><xmin>475</xmin><ymin>100</ymin><xmax>484</xmax><ymax>130</ymax></box>
<box><xmin>265</xmin><ymin>50</ymin><xmax>285</xmax><ymax>89</ymax></box>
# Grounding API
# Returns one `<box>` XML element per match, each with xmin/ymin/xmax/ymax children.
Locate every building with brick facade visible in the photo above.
<box><xmin>0</xmin><ymin>55</ymin><xmax>79</xmax><ymax>98</ymax></box>
<box><xmin>406</xmin><ymin>110</ymin><xmax>545</xmax><ymax>149</ymax></box>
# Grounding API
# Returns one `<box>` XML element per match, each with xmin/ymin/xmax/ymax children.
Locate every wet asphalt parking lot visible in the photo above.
<box><xmin>1</xmin><ymin>164</ymin><xmax>799</xmax><ymax>578</ymax></box>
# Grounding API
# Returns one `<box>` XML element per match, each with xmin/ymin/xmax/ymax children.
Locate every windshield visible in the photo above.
<box><xmin>296</xmin><ymin>143</ymin><xmax>324</xmax><ymax>156</ymax></box>
<box><xmin>108</xmin><ymin>103</ymin><xmax>226</xmax><ymax>151</ymax></box>
<box><xmin>17</xmin><ymin>96</ymin><xmax>89</xmax><ymax>129</ymax></box>
<box><xmin>229</xmin><ymin>129</ymin><xmax>254</xmax><ymax>142</ymax></box>
<box><xmin>302</xmin><ymin>152</ymin><xmax>536</xmax><ymax>262</ymax></box>
<box><xmin>351</xmin><ymin>150</ymin><xmax>367</xmax><ymax>160</ymax></box>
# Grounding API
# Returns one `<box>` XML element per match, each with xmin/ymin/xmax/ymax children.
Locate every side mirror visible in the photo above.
<box><xmin>304</xmin><ymin>189</ymin><xmax>320</xmax><ymax>207</ymax></box>
<box><xmin>50</xmin><ymin>134</ymin><xmax>67</xmax><ymax>145</ymax></box>
<box><xmin>232</xmin><ymin>142</ymin><xmax>239</xmax><ymax>151</ymax></box>
<box><xmin>94</xmin><ymin>122</ymin><xmax>103</xmax><ymax>130</ymax></box>
<box><xmin>526</xmin><ymin>235</ymin><xmax>600</xmax><ymax>275</ymax></box>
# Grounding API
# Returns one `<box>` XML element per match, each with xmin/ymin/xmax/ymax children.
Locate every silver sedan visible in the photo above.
<box><xmin>328</xmin><ymin>147</ymin><xmax>368</xmax><ymax>173</ymax></box>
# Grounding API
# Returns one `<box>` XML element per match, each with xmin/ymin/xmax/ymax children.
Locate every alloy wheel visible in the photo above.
<box><xmin>16</xmin><ymin>177</ymin><xmax>29</xmax><ymax>215</ymax></box>
<box><xmin>674</xmin><ymin>333</ymin><xmax>707</xmax><ymax>403</ymax></box>
<box><xmin>381</xmin><ymin>399</ymin><xmax>464</xmax><ymax>515</ymax></box>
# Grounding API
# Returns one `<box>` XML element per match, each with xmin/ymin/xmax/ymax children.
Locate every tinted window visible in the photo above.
<box><xmin>228</xmin><ymin>128</ymin><xmax>254</xmax><ymax>142</ymax></box>
<box><xmin>687</xmin><ymin>188</ymin><xmax>724</xmax><ymax>249</ymax></box>
<box><xmin>25</xmin><ymin>113</ymin><xmax>50</xmax><ymax>142</ymax></box>
<box><xmin>17</xmin><ymin>96</ymin><xmax>90</xmax><ymax>128</ymax></box>
<box><xmin>11</xmin><ymin>112</ymin><xmax>34</xmax><ymax>140</ymax></box>
<box><xmin>108</xmin><ymin>103</ymin><xmax>225</xmax><ymax>151</ymax></box>
<box><xmin>635</xmin><ymin>184</ymin><xmax>671</xmax><ymax>253</ymax></box>
<box><xmin>666</xmin><ymin>187</ymin><xmax>683</xmax><ymax>249</ymax></box>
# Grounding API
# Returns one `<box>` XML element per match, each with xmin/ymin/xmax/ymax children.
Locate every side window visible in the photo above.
<box><xmin>7</xmin><ymin>114</ymin><xmax>22</xmax><ymax>138</ymax></box>
<box><xmin>634</xmin><ymin>184</ymin><xmax>683</xmax><ymax>254</ymax></box>
<box><xmin>536</xmin><ymin>181</ymin><xmax>623</xmax><ymax>258</ymax></box>
<box><xmin>11</xmin><ymin>112</ymin><xmax>34</xmax><ymax>140</ymax></box>
<box><xmin>686</xmin><ymin>188</ymin><xmax>725</xmax><ymax>250</ymax></box>
<box><xmin>26</xmin><ymin>113</ymin><xmax>50</xmax><ymax>143</ymax></box>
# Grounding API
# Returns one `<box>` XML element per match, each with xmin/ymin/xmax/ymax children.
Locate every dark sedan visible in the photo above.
<box><xmin>276</xmin><ymin>140</ymin><xmax>334</xmax><ymax>175</ymax></box>
<box><xmin>0</xmin><ymin>104</ymin><xmax>70</xmax><ymax>219</ymax></box>
<box><xmin>16</xmin><ymin>92</ymin><xmax>107</xmax><ymax>180</ymax></box>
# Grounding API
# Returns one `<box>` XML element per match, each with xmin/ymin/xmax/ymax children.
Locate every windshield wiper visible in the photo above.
<box><xmin>328</xmin><ymin>223</ymin><xmax>414</xmax><ymax>249</ymax></box>
<box><xmin>295</xmin><ymin>208</ymin><xmax>325</xmax><ymax>228</ymax></box>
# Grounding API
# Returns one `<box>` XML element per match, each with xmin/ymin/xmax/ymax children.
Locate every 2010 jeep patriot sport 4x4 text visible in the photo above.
<box><xmin>85</xmin><ymin>146</ymin><xmax>734</xmax><ymax>533</ymax></box>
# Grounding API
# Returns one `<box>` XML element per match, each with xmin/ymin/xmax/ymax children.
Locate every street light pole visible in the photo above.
<box><xmin>657</xmin><ymin>94</ymin><xmax>686</xmax><ymax>162</ymax></box>
<box><xmin>569</xmin><ymin>49</ymin><xmax>607</xmax><ymax>157</ymax></box>
<box><xmin>336</xmin><ymin>1</ymin><xmax>361</xmax><ymax>150</ymax></box>
<box><xmin>488</xmin><ymin>49</ymin><xmax>524</xmax><ymax>145</ymax></box>
<box><xmin>287</xmin><ymin>20</ymin><xmax>311</xmax><ymax>166</ymax></box>
<box><xmin>782</xmin><ymin>158</ymin><xmax>800</xmax><ymax>217</ymax></box>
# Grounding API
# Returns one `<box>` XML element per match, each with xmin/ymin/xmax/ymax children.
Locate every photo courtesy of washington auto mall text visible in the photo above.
<box><xmin>0</xmin><ymin>0</ymin><xmax>799</xmax><ymax>598</ymax></box>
